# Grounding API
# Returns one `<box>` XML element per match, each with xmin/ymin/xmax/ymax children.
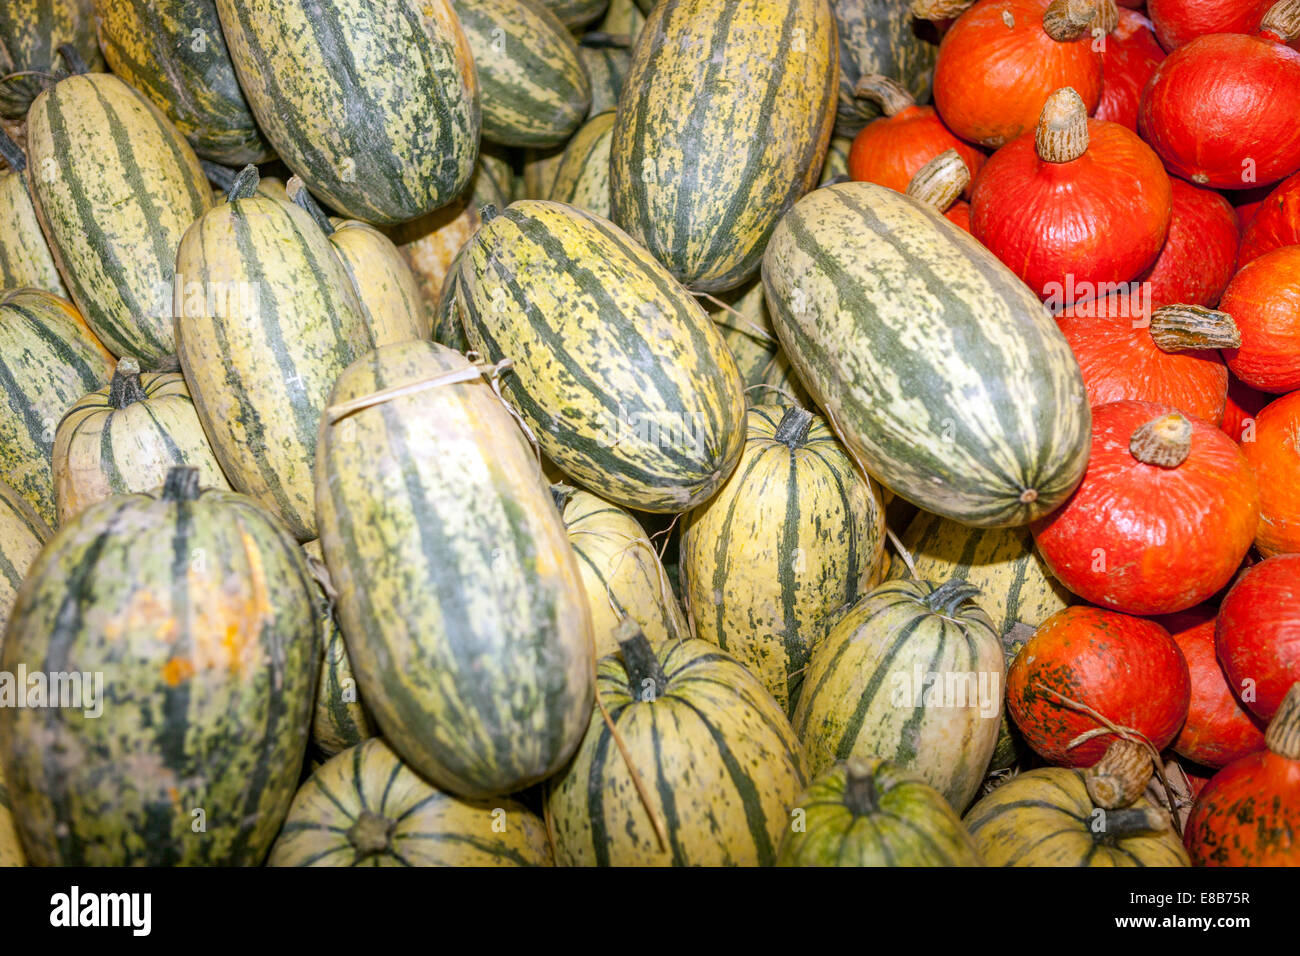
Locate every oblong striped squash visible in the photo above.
<box><xmin>763</xmin><ymin>182</ymin><xmax>1091</xmax><ymax>527</ymax></box>
<box><xmin>0</xmin><ymin>0</ymin><xmax>104</xmax><ymax>118</ymax></box>
<box><xmin>26</xmin><ymin>72</ymin><xmax>213</xmax><ymax>363</ymax></box>
<box><xmin>0</xmin><ymin>469</ymin><xmax>320</xmax><ymax>865</ymax></box>
<box><xmin>0</xmin><ymin>762</ymin><xmax>23</xmax><ymax>865</ymax></box>
<box><xmin>547</xmin><ymin>630</ymin><xmax>806</xmax><ymax>865</ymax></box>
<box><xmin>289</xmin><ymin>179</ymin><xmax>429</xmax><ymax>346</ymax></box>
<box><xmin>610</xmin><ymin>0</ymin><xmax>838</xmax><ymax>292</ymax></box>
<box><xmin>451</xmin><ymin>0</ymin><xmax>590</xmax><ymax>148</ymax></box>
<box><xmin>579</xmin><ymin>35</ymin><xmax>632</xmax><ymax>119</ymax></box>
<box><xmin>92</xmin><ymin>0</ymin><xmax>274</xmax><ymax>165</ymax></box>
<box><xmin>214</xmin><ymin>0</ymin><xmax>480</xmax><ymax>225</ymax></box>
<box><xmin>707</xmin><ymin>276</ymin><xmax>781</xmax><ymax>396</ymax></box>
<box><xmin>886</xmin><ymin>510</ymin><xmax>1073</xmax><ymax>639</ymax></box>
<box><xmin>269</xmin><ymin>739</ymin><xmax>553</xmax><ymax>866</ymax></box>
<box><xmin>792</xmin><ymin>578</ymin><xmax>1005</xmax><ymax>811</ymax></box>
<box><xmin>52</xmin><ymin>357</ymin><xmax>231</xmax><ymax>524</ymax></box>
<box><xmin>0</xmin><ymin>289</ymin><xmax>113</xmax><ymax>525</ymax></box>
<box><xmin>302</xmin><ymin>540</ymin><xmax>376</xmax><ymax>759</ymax></box>
<box><xmin>555</xmin><ymin>483</ymin><xmax>688</xmax><ymax>658</ymax></box>
<box><xmin>458</xmin><ymin>200</ymin><xmax>747</xmax><ymax>513</ymax></box>
<box><xmin>548</xmin><ymin>110</ymin><xmax>616</xmax><ymax>219</ymax></box>
<box><xmin>681</xmin><ymin>404</ymin><xmax>886</xmax><ymax>713</ymax></box>
<box><xmin>0</xmin><ymin>134</ymin><xmax>67</xmax><ymax>296</ymax></box>
<box><xmin>777</xmin><ymin>758</ymin><xmax>984</xmax><ymax>866</ymax></box>
<box><xmin>0</xmin><ymin>479</ymin><xmax>49</xmax><ymax>638</ymax></box>
<box><xmin>315</xmin><ymin>340</ymin><xmax>595</xmax><ymax>798</ymax></box>
<box><xmin>761</xmin><ymin>348</ymin><xmax>814</xmax><ymax>409</ymax></box>
<box><xmin>964</xmin><ymin>767</ymin><xmax>1191</xmax><ymax>866</ymax></box>
<box><xmin>174</xmin><ymin>174</ymin><xmax>370</xmax><ymax>541</ymax></box>
<box><xmin>832</xmin><ymin>0</ymin><xmax>938</xmax><ymax>137</ymax></box>
<box><xmin>539</xmin><ymin>0</ymin><xmax>610</xmax><ymax>29</ymax></box>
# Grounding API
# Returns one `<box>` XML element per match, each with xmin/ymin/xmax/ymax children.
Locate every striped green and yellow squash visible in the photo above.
<box><xmin>315</xmin><ymin>340</ymin><xmax>595</xmax><ymax>798</ymax></box>
<box><xmin>52</xmin><ymin>357</ymin><xmax>231</xmax><ymax>524</ymax></box>
<box><xmin>0</xmin><ymin>468</ymin><xmax>320</xmax><ymax>865</ymax></box>
<box><xmin>451</xmin><ymin>0</ymin><xmax>590</xmax><ymax>148</ymax></box>
<box><xmin>610</xmin><ymin>0</ymin><xmax>838</xmax><ymax>292</ymax></box>
<box><xmin>538</xmin><ymin>0</ymin><xmax>610</xmax><ymax>28</ymax></box>
<box><xmin>519</xmin><ymin>145</ymin><xmax>567</xmax><ymax>200</ymax></box>
<box><xmin>92</xmin><ymin>0</ymin><xmax>274</xmax><ymax>165</ymax></box>
<box><xmin>0</xmin><ymin>478</ymin><xmax>49</xmax><ymax>638</ymax></box>
<box><xmin>760</xmin><ymin>348</ymin><xmax>814</xmax><ymax>409</ymax></box>
<box><xmin>793</xmin><ymin>578</ymin><xmax>1005</xmax><ymax>811</ymax></box>
<box><xmin>964</xmin><ymin>768</ymin><xmax>1191</xmax><ymax>866</ymax></box>
<box><xmin>681</xmin><ymin>404</ymin><xmax>886</xmax><ymax>713</ymax></box>
<box><xmin>579</xmin><ymin>35</ymin><xmax>632</xmax><ymax>119</ymax></box>
<box><xmin>547</xmin><ymin>629</ymin><xmax>806</xmax><ymax>865</ymax></box>
<box><xmin>26</xmin><ymin>72</ymin><xmax>212</xmax><ymax>363</ymax></box>
<box><xmin>269</xmin><ymin>739</ymin><xmax>553</xmax><ymax>866</ymax></box>
<box><xmin>886</xmin><ymin>510</ymin><xmax>1072</xmax><ymax>640</ymax></box>
<box><xmin>548</xmin><ymin>110</ymin><xmax>615</xmax><ymax>219</ymax></box>
<box><xmin>554</xmin><ymin>483</ymin><xmax>688</xmax><ymax>658</ymax></box>
<box><xmin>707</xmin><ymin>276</ymin><xmax>780</xmax><ymax>396</ymax></box>
<box><xmin>302</xmin><ymin>540</ymin><xmax>376</xmax><ymax>759</ymax></box>
<box><xmin>432</xmin><ymin>244</ymin><xmax>471</xmax><ymax>353</ymax></box>
<box><xmin>458</xmin><ymin>200</ymin><xmax>747</xmax><ymax>513</ymax></box>
<box><xmin>0</xmin><ymin>762</ymin><xmax>23</xmax><ymax>865</ymax></box>
<box><xmin>777</xmin><ymin>758</ymin><xmax>984</xmax><ymax>866</ymax></box>
<box><xmin>0</xmin><ymin>289</ymin><xmax>113</xmax><ymax>525</ymax></box>
<box><xmin>289</xmin><ymin>178</ymin><xmax>429</xmax><ymax>346</ymax></box>
<box><xmin>762</xmin><ymin>182</ymin><xmax>1091</xmax><ymax>527</ymax></box>
<box><xmin>0</xmin><ymin>131</ymin><xmax>66</xmax><ymax>296</ymax></box>
<box><xmin>598</xmin><ymin>0</ymin><xmax>646</xmax><ymax>37</ymax></box>
<box><xmin>174</xmin><ymin>170</ymin><xmax>370</xmax><ymax>541</ymax></box>
<box><xmin>214</xmin><ymin>0</ymin><xmax>479</xmax><ymax>225</ymax></box>
<box><xmin>0</xmin><ymin>0</ymin><xmax>104</xmax><ymax>118</ymax></box>
<box><xmin>818</xmin><ymin>134</ymin><xmax>852</xmax><ymax>186</ymax></box>
<box><xmin>832</xmin><ymin>0</ymin><xmax>939</xmax><ymax>137</ymax></box>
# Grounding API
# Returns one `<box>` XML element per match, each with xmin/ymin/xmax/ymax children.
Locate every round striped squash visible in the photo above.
<box><xmin>0</xmin><ymin>133</ymin><xmax>67</xmax><ymax>296</ymax></box>
<box><xmin>610</xmin><ymin>0</ymin><xmax>838</xmax><ymax>292</ymax></box>
<box><xmin>302</xmin><ymin>540</ymin><xmax>376</xmax><ymax>759</ymax></box>
<box><xmin>0</xmin><ymin>289</ymin><xmax>113</xmax><ymax>525</ymax></box>
<box><xmin>555</xmin><ymin>483</ymin><xmax>688</xmax><ymax>659</ymax></box>
<box><xmin>707</xmin><ymin>276</ymin><xmax>781</xmax><ymax>396</ymax></box>
<box><xmin>763</xmin><ymin>182</ymin><xmax>1091</xmax><ymax>527</ymax></box>
<box><xmin>886</xmin><ymin>510</ymin><xmax>1073</xmax><ymax>640</ymax></box>
<box><xmin>832</xmin><ymin>0</ymin><xmax>939</xmax><ymax>137</ymax></box>
<box><xmin>0</xmin><ymin>0</ymin><xmax>104</xmax><ymax>119</ymax></box>
<box><xmin>777</xmin><ymin>758</ymin><xmax>984</xmax><ymax>866</ymax></box>
<box><xmin>0</xmin><ymin>479</ymin><xmax>49</xmax><ymax>637</ymax></box>
<box><xmin>269</xmin><ymin>739</ymin><xmax>553</xmax><ymax>866</ymax></box>
<box><xmin>214</xmin><ymin>0</ymin><xmax>479</xmax><ymax>225</ymax></box>
<box><xmin>547</xmin><ymin>629</ymin><xmax>806</xmax><ymax>866</ymax></box>
<box><xmin>539</xmin><ymin>0</ymin><xmax>610</xmax><ymax>28</ymax></box>
<box><xmin>26</xmin><ymin>72</ymin><xmax>213</xmax><ymax>363</ymax></box>
<box><xmin>681</xmin><ymin>404</ymin><xmax>886</xmax><ymax>713</ymax></box>
<box><xmin>548</xmin><ymin>110</ymin><xmax>616</xmax><ymax>219</ymax></box>
<box><xmin>92</xmin><ymin>0</ymin><xmax>274</xmax><ymax>165</ymax></box>
<box><xmin>0</xmin><ymin>763</ymin><xmax>22</xmax><ymax>865</ymax></box>
<box><xmin>52</xmin><ymin>357</ymin><xmax>231</xmax><ymax>524</ymax></box>
<box><xmin>793</xmin><ymin>578</ymin><xmax>1005</xmax><ymax>810</ymax></box>
<box><xmin>457</xmin><ymin>200</ymin><xmax>747</xmax><ymax>513</ymax></box>
<box><xmin>964</xmin><ymin>767</ymin><xmax>1191</xmax><ymax>866</ymax></box>
<box><xmin>579</xmin><ymin>35</ymin><xmax>632</xmax><ymax>119</ymax></box>
<box><xmin>315</xmin><ymin>340</ymin><xmax>595</xmax><ymax>798</ymax></box>
<box><xmin>450</xmin><ymin>0</ymin><xmax>590</xmax><ymax>148</ymax></box>
<box><xmin>0</xmin><ymin>468</ymin><xmax>320</xmax><ymax>865</ymax></box>
<box><xmin>174</xmin><ymin>170</ymin><xmax>370</xmax><ymax>541</ymax></box>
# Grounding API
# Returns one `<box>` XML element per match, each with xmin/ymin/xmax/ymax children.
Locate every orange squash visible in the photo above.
<box><xmin>1240</xmin><ymin>389</ymin><xmax>1300</xmax><ymax>556</ymax></box>
<box><xmin>1220</xmin><ymin>245</ymin><xmax>1300</xmax><ymax>393</ymax></box>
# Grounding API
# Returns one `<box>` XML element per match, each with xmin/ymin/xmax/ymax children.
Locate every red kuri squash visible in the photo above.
<box><xmin>1094</xmin><ymin>8</ymin><xmax>1166</xmax><ymax>130</ymax></box>
<box><xmin>1032</xmin><ymin>400</ymin><xmax>1260</xmax><ymax>614</ymax></box>
<box><xmin>1240</xmin><ymin>390</ymin><xmax>1300</xmax><ymax>556</ymax></box>
<box><xmin>1221</xmin><ymin>374</ymin><xmax>1271</xmax><ymax>442</ymax></box>
<box><xmin>1138</xmin><ymin>178</ymin><xmax>1240</xmax><ymax>309</ymax></box>
<box><xmin>1220</xmin><ymin>245</ymin><xmax>1300</xmax><ymax>393</ymax></box>
<box><xmin>1216</xmin><ymin>554</ymin><xmax>1300</xmax><ymax>721</ymax></box>
<box><xmin>1237</xmin><ymin>169</ymin><xmax>1300</xmax><ymax>264</ymax></box>
<box><xmin>1006</xmin><ymin>605</ymin><xmax>1191</xmax><ymax>765</ymax></box>
<box><xmin>1147</xmin><ymin>0</ymin><xmax>1274</xmax><ymax>50</ymax></box>
<box><xmin>971</xmin><ymin>88</ymin><xmax>1171</xmax><ymax>304</ymax></box>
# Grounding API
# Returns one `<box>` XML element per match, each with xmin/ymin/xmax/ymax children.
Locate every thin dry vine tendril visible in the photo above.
<box><xmin>0</xmin><ymin>70</ymin><xmax>61</xmax><ymax>85</ymax></box>
<box><xmin>594</xmin><ymin>664</ymin><xmax>671</xmax><ymax>851</ymax></box>
<box><xmin>692</xmin><ymin>290</ymin><xmax>778</xmax><ymax>344</ymax></box>
<box><xmin>1032</xmin><ymin>682</ymin><xmax>1183</xmax><ymax>838</ymax></box>
<box><xmin>324</xmin><ymin>358</ymin><xmax>511</xmax><ymax>423</ymax></box>
<box><xmin>886</xmin><ymin>526</ymin><xmax>917</xmax><ymax>579</ymax></box>
<box><xmin>744</xmin><ymin>383</ymin><xmax>801</xmax><ymax>406</ymax></box>
<box><xmin>648</xmin><ymin>512</ymin><xmax>681</xmax><ymax>564</ymax></box>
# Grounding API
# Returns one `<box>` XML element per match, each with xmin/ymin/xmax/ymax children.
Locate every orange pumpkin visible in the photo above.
<box><xmin>1238</xmin><ymin>168</ymin><xmax>1300</xmax><ymax>265</ymax></box>
<box><xmin>1221</xmin><ymin>373</ymin><xmax>1271</xmax><ymax>442</ymax></box>
<box><xmin>1220</xmin><ymin>246</ymin><xmax>1300</xmax><ymax>393</ymax></box>
<box><xmin>1240</xmin><ymin>389</ymin><xmax>1300</xmax><ymax>556</ymax></box>
<box><xmin>1138</xmin><ymin>178</ymin><xmax>1239</xmax><ymax>309</ymax></box>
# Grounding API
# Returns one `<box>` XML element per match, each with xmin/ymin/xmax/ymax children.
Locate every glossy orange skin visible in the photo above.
<box><xmin>1185</xmin><ymin>748</ymin><xmax>1300</xmax><ymax>865</ymax></box>
<box><xmin>1095</xmin><ymin>9</ymin><xmax>1166</xmax><ymax>131</ymax></box>
<box><xmin>1007</xmin><ymin>606</ymin><xmax>1191</xmax><ymax>766</ymax></box>
<box><xmin>1157</xmin><ymin>607</ymin><xmax>1267</xmax><ymax>768</ymax></box>
<box><xmin>1216</xmin><ymin>554</ymin><xmax>1300</xmax><ymax>721</ymax></box>
<box><xmin>1238</xmin><ymin>170</ymin><xmax>1300</xmax><ymax>265</ymax></box>
<box><xmin>1147</xmin><ymin>0</ymin><xmax>1273</xmax><ymax>50</ymax></box>
<box><xmin>847</xmin><ymin>105</ymin><xmax>985</xmax><ymax>198</ymax></box>
<box><xmin>1221</xmin><ymin>246</ymin><xmax>1300</xmax><ymax>393</ymax></box>
<box><xmin>933</xmin><ymin>0</ymin><xmax>1102</xmax><ymax>149</ymax></box>
<box><xmin>1139</xmin><ymin>33</ymin><xmax>1300</xmax><ymax>189</ymax></box>
<box><xmin>1057</xmin><ymin>297</ymin><xmax>1229</xmax><ymax>425</ymax></box>
<box><xmin>1240</xmin><ymin>390</ymin><xmax>1300</xmax><ymax>556</ymax></box>
<box><xmin>1139</xmin><ymin>178</ymin><xmax>1239</xmax><ymax>309</ymax></box>
<box><xmin>1032</xmin><ymin>400</ymin><xmax>1260</xmax><ymax>614</ymax></box>
<box><xmin>944</xmin><ymin>200</ymin><xmax>971</xmax><ymax>231</ymax></box>
<box><xmin>1221</xmin><ymin>373</ymin><xmax>1271</xmax><ymax>442</ymax></box>
<box><xmin>971</xmin><ymin>120</ymin><xmax>1172</xmax><ymax>302</ymax></box>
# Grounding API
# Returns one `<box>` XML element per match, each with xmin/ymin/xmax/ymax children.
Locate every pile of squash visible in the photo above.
<box><xmin>0</xmin><ymin>0</ymin><xmax>1297</xmax><ymax>868</ymax></box>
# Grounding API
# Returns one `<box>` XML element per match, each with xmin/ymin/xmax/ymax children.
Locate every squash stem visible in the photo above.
<box><xmin>1148</xmin><ymin>305</ymin><xmax>1241</xmax><ymax>352</ymax></box>
<box><xmin>161</xmin><ymin>467</ymin><xmax>201</xmax><ymax>503</ymax></box>
<box><xmin>580</xmin><ymin>31</ymin><xmax>632</xmax><ymax>48</ymax></box>
<box><xmin>1265</xmin><ymin>683</ymin><xmax>1300</xmax><ymax>760</ymax></box>
<box><xmin>1092</xmin><ymin>806</ymin><xmax>1172</xmax><ymax>843</ymax></box>
<box><xmin>226</xmin><ymin>164</ymin><xmax>261</xmax><ymax>203</ymax></box>
<box><xmin>0</xmin><ymin>127</ymin><xmax>25</xmax><ymax>173</ymax></box>
<box><xmin>108</xmin><ymin>357</ymin><xmax>147</xmax><ymax>409</ymax></box>
<box><xmin>852</xmin><ymin>74</ymin><xmax>914</xmax><ymax>117</ymax></box>
<box><xmin>617</xmin><ymin>619</ymin><xmax>668</xmax><ymax>701</ymax></box>
<box><xmin>906</xmin><ymin>149</ymin><xmax>969</xmax><ymax>212</ymax></box>
<box><xmin>1260</xmin><ymin>0</ymin><xmax>1300</xmax><ymax>43</ymax></box>
<box><xmin>347</xmin><ymin>810</ymin><xmax>395</xmax><ymax>857</ymax></box>
<box><xmin>288</xmin><ymin>175</ymin><xmax>336</xmax><ymax>235</ymax></box>
<box><xmin>550</xmin><ymin>482</ymin><xmax>577</xmax><ymax>514</ymax></box>
<box><xmin>200</xmin><ymin>160</ymin><xmax>237</xmax><ymax>193</ymax></box>
<box><xmin>1035</xmin><ymin>88</ymin><xmax>1089</xmax><ymax>163</ymax></box>
<box><xmin>1129</xmin><ymin>412</ymin><xmax>1191</xmax><ymax>468</ymax></box>
<box><xmin>1042</xmin><ymin>0</ymin><xmax>1100</xmax><ymax>41</ymax></box>
<box><xmin>922</xmin><ymin>579</ymin><xmax>982</xmax><ymax>617</ymax></box>
<box><xmin>56</xmin><ymin>44</ymin><xmax>89</xmax><ymax>76</ymax></box>
<box><xmin>773</xmin><ymin>405</ymin><xmax>814</xmax><ymax>448</ymax></box>
<box><xmin>1083</xmin><ymin>739</ymin><xmax>1152</xmax><ymax>809</ymax></box>
<box><xmin>842</xmin><ymin>762</ymin><xmax>881</xmax><ymax>816</ymax></box>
